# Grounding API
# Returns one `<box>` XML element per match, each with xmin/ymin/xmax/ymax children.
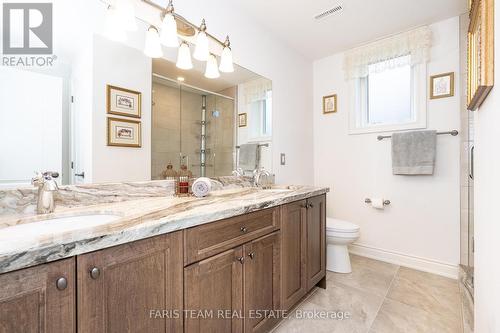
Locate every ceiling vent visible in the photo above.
<box><xmin>314</xmin><ymin>4</ymin><xmax>343</xmax><ymax>20</ymax></box>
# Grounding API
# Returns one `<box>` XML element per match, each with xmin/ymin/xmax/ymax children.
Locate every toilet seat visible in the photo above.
<box><xmin>326</xmin><ymin>218</ymin><xmax>360</xmax><ymax>233</ymax></box>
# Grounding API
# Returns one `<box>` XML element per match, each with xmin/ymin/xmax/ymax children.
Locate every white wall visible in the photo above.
<box><xmin>91</xmin><ymin>35</ymin><xmax>152</xmax><ymax>183</ymax></box>
<box><xmin>313</xmin><ymin>17</ymin><xmax>461</xmax><ymax>276</ymax></box>
<box><xmin>473</xmin><ymin>3</ymin><xmax>500</xmax><ymax>331</ymax></box>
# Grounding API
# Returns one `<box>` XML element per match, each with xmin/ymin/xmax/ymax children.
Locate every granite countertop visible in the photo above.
<box><xmin>0</xmin><ymin>185</ymin><xmax>329</xmax><ymax>274</ymax></box>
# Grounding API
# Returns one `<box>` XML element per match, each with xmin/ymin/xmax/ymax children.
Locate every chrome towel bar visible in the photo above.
<box><xmin>377</xmin><ymin>130</ymin><xmax>458</xmax><ymax>141</ymax></box>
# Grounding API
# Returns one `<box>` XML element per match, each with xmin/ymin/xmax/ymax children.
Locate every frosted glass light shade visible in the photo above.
<box><xmin>144</xmin><ymin>27</ymin><xmax>163</xmax><ymax>58</ymax></box>
<box><xmin>193</xmin><ymin>31</ymin><xmax>209</xmax><ymax>61</ymax></box>
<box><xmin>205</xmin><ymin>54</ymin><xmax>220</xmax><ymax>79</ymax></box>
<box><xmin>176</xmin><ymin>42</ymin><xmax>193</xmax><ymax>70</ymax></box>
<box><xmin>104</xmin><ymin>6</ymin><xmax>127</xmax><ymax>42</ymax></box>
<box><xmin>115</xmin><ymin>0</ymin><xmax>137</xmax><ymax>32</ymax></box>
<box><xmin>219</xmin><ymin>46</ymin><xmax>234</xmax><ymax>72</ymax></box>
<box><xmin>160</xmin><ymin>13</ymin><xmax>178</xmax><ymax>47</ymax></box>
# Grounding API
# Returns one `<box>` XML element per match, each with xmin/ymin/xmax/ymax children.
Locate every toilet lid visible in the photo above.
<box><xmin>326</xmin><ymin>218</ymin><xmax>360</xmax><ymax>233</ymax></box>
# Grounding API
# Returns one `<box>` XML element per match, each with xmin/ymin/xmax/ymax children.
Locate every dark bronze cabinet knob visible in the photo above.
<box><xmin>240</xmin><ymin>226</ymin><xmax>247</xmax><ymax>233</ymax></box>
<box><xmin>237</xmin><ymin>256</ymin><xmax>245</xmax><ymax>264</ymax></box>
<box><xmin>248</xmin><ymin>252</ymin><xmax>255</xmax><ymax>259</ymax></box>
<box><xmin>56</xmin><ymin>277</ymin><xmax>67</xmax><ymax>290</ymax></box>
<box><xmin>90</xmin><ymin>267</ymin><xmax>100</xmax><ymax>280</ymax></box>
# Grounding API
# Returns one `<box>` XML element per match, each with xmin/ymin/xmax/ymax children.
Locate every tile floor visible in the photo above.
<box><xmin>272</xmin><ymin>254</ymin><xmax>463</xmax><ymax>333</ymax></box>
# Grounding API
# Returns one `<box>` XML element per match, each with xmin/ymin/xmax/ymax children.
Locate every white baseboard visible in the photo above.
<box><xmin>349</xmin><ymin>243</ymin><xmax>458</xmax><ymax>279</ymax></box>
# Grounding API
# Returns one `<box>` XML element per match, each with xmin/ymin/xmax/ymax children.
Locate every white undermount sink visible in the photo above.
<box><xmin>0</xmin><ymin>213</ymin><xmax>123</xmax><ymax>244</ymax></box>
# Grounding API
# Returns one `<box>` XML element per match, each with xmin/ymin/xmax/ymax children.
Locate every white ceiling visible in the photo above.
<box><xmin>231</xmin><ymin>0</ymin><xmax>467</xmax><ymax>60</ymax></box>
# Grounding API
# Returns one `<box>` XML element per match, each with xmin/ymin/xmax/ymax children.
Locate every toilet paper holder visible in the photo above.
<box><xmin>365</xmin><ymin>198</ymin><xmax>391</xmax><ymax>206</ymax></box>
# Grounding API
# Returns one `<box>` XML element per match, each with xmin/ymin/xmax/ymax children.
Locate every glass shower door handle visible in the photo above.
<box><xmin>469</xmin><ymin>145</ymin><xmax>474</xmax><ymax>180</ymax></box>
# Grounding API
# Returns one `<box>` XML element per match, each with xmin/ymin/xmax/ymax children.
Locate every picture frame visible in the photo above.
<box><xmin>430</xmin><ymin>72</ymin><xmax>455</xmax><ymax>99</ymax></box>
<box><xmin>107</xmin><ymin>117</ymin><xmax>142</xmax><ymax>148</ymax></box>
<box><xmin>238</xmin><ymin>113</ymin><xmax>247</xmax><ymax>127</ymax></box>
<box><xmin>323</xmin><ymin>94</ymin><xmax>337</xmax><ymax>114</ymax></box>
<box><xmin>467</xmin><ymin>0</ymin><xmax>494</xmax><ymax>110</ymax></box>
<box><xmin>107</xmin><ymin>85</ymin><xmax>142</xmax><ymax>118</ymax></box>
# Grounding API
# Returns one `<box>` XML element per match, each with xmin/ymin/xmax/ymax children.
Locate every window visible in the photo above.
<box><xmin>349</xmin><ymin>55</ymin><xmax>426</xmax><ymax>134</ymax></box>
<box><xmin>249</xmin><ymin>90</ymin><xmax>272</xmax><ymax>139</ymax></box>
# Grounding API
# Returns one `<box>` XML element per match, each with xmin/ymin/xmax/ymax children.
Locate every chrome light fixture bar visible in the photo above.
<box><xmin>101</xmin><ymin>0</ymin><xmax>235</xmax><ymax>76</ymax></box>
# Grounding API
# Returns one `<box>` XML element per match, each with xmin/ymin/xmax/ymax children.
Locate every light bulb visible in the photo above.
<box><xmin>205</xmin><ymin>54</ymin><xmax>220</xmax><ymax>79</ymax></box>
<box><xmin>160</xmin><ymin>12</ymin><xmax>178</xmax><ymax>47</ymax></box>
<box><xmin>115</xmin><ymin>0</ymin><xmax>137</xmax><ymax>32</ymax></box>
<box><xmin>219</xmin><ymin>37</ymin><xmax>234</xmax><ymax>72</ymax></box>
<box><xmin>144</xmin><ymin>26</ymin><xmax>163</xmax><ymax>58</ymax></box>
<box><xmin>193</xmin><ymin>20</ymin><xmax>209</xmax><ymax>61</ymax></box>
<box><xmin>104</xmin><ymin>6</ymin><xmax>127</xmax><ymax>42</ymax></box>
<box><xmin>176</xmin><ymin>41</ymin><xmax>193</xmax><ymax>70</ymax></box>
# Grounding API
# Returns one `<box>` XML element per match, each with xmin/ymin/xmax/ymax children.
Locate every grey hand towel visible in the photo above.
<box><xmin>391</xmin><ymin>130</ymin><xmax>437</xmax><ymax>175</ymax></box>
<box><xmin>238</xmin><ymin>143</ymin><xmax>260</xmax><ymax>171</ymax></box>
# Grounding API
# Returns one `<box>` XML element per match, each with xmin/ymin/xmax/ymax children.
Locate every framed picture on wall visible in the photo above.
<box><xmin>467</xmin><ymin>0</ymin><xmax>494</xmax><ymax>110</ymax></box>
<box><xmin>323</xmin><ymin>94</ymin><xmax>337</xmax><ymax>114</ymax></box>
<box><xmin>430</xmin><ymin>72</ymin><xmax>455</xmax><ymax>99</ymax></box>
<box><xmin>107</xmin><ymin>117</ymin><xmax>142</xmax><ymax>147</ymax></box>
<box><xmin>238</xmin><ymin>113</ymin><xmax>247</xmax><ymax>127</ymax></box>
<box><xmin>107</xmin><ymin>85</ymin><xmax>142</xmax><ymax>118</ymax></box>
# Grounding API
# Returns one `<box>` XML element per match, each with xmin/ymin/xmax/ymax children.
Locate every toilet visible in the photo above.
<box><xmin>326</xmin><ymin>218</ymin><xmax>360</xmax><ymax>273</ymax></box>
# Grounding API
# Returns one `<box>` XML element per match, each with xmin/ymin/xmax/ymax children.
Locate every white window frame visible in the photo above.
<box><xmin>348</xmin><ymin>62</ymin><xmax>427</xmax><ymax>135</ymax></box>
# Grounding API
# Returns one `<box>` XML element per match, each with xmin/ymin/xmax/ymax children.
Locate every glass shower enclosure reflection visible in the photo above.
<box><xmin>151</xmin><ymin>75</ymin><xmax>235</xmax><ymax>179</ymax></box>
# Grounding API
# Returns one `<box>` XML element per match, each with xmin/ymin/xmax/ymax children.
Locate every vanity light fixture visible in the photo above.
<box><xmin>205</xmin><ymin>54</ymin><xmax>220</xmax><ymax>79</ymax></box>
<box><xmin>115</xmin><ymin>0</ymin><xmax>137</xmax><ymax>32</ymax></box>
<box><xmin>105</xmin><ymin>0</ymin><xmax>235</xmax><ymax>77</ymax></box>
<box><xmin>160</xmin><ymin>0</ymin><xmax>178</xmax><ymax>47</ymax></box>
<box><xmin>193</xmin><ymin>19</ymin><xmax>209</xmax><ymax>61</ymax></box>
<box><xmin>104</xmin><ymin>5</ymin><xmax>127</xmax><ymax>42</ymax></box>
<box><xmin>219</xmin><ymin>36</ymin><xmax>234</xmax><ymax>73</ymax></box>
<box><xmin>144</xmin><ymin>26</ymin><xmax>163</xmax><ymax>58</ymax></box>
<box><xmin>176</xmin><ymin>41</ymin><xmax>193</xmax><ymax>70</ymax></box>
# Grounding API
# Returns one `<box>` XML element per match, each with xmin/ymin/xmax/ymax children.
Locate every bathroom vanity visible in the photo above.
<box><xmin>0</xmin><ymin>184</ymin><xmax>327</xmax><ymax>333</ymax></box>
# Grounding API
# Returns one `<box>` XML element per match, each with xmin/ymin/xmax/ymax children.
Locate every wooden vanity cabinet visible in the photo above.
<box><xmin>281</xmin><ymin>195</ymin><xmax>326</xmax><ymax>310</ymax></box>
<box><xmin>243</xmin><ymin>232</ymin><xmax>281</xmax><ymax>333</ymax></box>
<box><xmin>305</xmin><ymin>195</ymin><xmax>326</xmax><ymax>290</ymax></box>
<box><xmin>280</xmin><ymin>199</ymin><xmax>308</xmax><ymax>310</ymax></box>
<box><xmin>184</xmin><ymin>247</ymin><xmax>244</xmax><ymax>333</ymax></box>
<box><xmin>77</xmin><ymin>231</ymin><xmax>183</xmax><ymax>333</ymax></box>
<box><xmin>184</xmin><ymin>209</ymin><xmax>281</xmax><ymax>333</ymax></box>
<box><xmin>0</xmin><ymin>257</ymin><xmax>76</xmax><ymax>333</ymax></box>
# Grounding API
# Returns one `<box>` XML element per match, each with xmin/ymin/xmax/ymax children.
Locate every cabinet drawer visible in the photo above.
<box><xmin>184</xmin><ymin>207</ymin><xmax>280</xmax><ymax>265</ymax></box>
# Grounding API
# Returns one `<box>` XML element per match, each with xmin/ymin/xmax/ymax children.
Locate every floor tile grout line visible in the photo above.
<box><xmin>366</xmin><ymin>264</ymin><xmax>401</xmax><ymax>333</ymax></box>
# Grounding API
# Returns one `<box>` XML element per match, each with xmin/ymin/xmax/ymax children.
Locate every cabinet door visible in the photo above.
<box><xmin>0</xmin><ymin>258</ymin><xmax>75</xmax><ymax>333</ymax></box>
<box><xmin>306</xmin><ymin>195</ymin><xmax>326</xmax><ymax>290</ymax></box>
<box><xmin>184</xmin><ymin>247</ymin><xmax>243</xmax><ymax>333</ymax></box>
<box><xmin>244</xmin><ymin>232</ymin><xmax>281</xmax><ymax>333</ymax></box>
<box><xmin>77</xmin><ymin>232</ymin><xmax>183</xmax><ymax>333</ymax></box>
<box><xmin>280</xmin><ymin>200</ymin><xmax>307</xmax><ymax>310</ymax></box>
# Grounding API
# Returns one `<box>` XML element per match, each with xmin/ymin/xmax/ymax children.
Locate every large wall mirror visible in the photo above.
<box><xmin>0</xmin><ymin>14</ymin><xmax>272</xmax><ymax>188</ymax></box>
<box><xmin>151</xmin><ymin>58</ymin><xmax>272</xmax><ymax>180</ymax></box>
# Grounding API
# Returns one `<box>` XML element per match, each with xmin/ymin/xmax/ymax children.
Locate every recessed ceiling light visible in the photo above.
<box><xmin>177</xmin><ymin>76</ymin><xmax>185</xmax><ymax>82</ymax></box>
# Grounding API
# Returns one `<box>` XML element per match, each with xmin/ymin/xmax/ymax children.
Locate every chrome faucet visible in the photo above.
<box><xmin>32</xmin><ymin>171</ymin><xmax>59</xmax><ymax>214</ymax></box>
<box><xmin>253</xmin><ymin>167</ymin><xmax>272</xmax><ymax>189</ymax></box>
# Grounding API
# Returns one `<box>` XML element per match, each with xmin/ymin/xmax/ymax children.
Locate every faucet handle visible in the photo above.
<box><xmin>43</xmin><ymin>171</ymin><xmax>59</xmax><ymax>179</ymax></box>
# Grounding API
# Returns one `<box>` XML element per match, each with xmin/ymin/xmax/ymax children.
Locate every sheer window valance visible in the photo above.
<box><xmin>343</xmin><ymin>26</ymin><xmax>432</xmax><ymax>80</ymax></box>
<box><xmin>242</xmin><ymin>78</ymin><xmax>272</xmax><ymax>104</ymax></box>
